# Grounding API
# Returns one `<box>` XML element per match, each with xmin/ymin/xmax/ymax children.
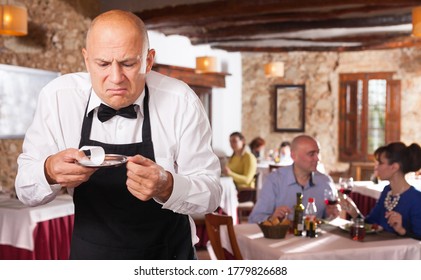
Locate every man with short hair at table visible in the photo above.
<box><xmin>249</xmin><ymin>135</ymin><xmax>339</xmax><ymax>223</ymax></box>
<box><xmin>15</xmin><ymin>10</ymin><xmax>221</xmax><ymax>260</ymax></box>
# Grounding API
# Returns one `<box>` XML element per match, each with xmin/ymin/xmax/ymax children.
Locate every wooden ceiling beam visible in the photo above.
<box><xmin>142</xmin><ymin>5</ymin><xmax>413</xmax><ymax>30</ymax></box>
<box><xmin>134</xmin><ymin>0</ymin><xmax>421</xmax><ymax>53</ymax></box>
<box><xmin>137</xmin><ymin>0</ymin><xmax>421</xmax><ymax>24</ymax></box>
<box><xmin>209</xmin><ymin>31</ymin><xmax>410</xmax><ymax>44</ymax></box>
<box><xmin>212</xmin><ymin>37</ymin><xmax>421</xmax><ymax>52</ymax></box>
<box><xmin>188</xmin><ymin>13</ymin><xmax>411</xmax><ymax>44</ymax></box>
<box><xmin>293</xmin><ymin>32</ymin><xmax>411</xmax><ymax>43</ymax></box>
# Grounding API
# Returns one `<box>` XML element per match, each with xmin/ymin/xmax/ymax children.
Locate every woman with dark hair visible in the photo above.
<box><xmin>365</xmin><ymin>142</ymin><xmax>421</xmax><ymax>239</ymax></box>
<box><xmin>249</xmin><ymin>136</ymin><xmax>266</xmax><ymax>159</ymax></box>
<box><xmin>224</xmin><ymin>132</ymin><xmax>257</xmax><ymax>189</ymax></box>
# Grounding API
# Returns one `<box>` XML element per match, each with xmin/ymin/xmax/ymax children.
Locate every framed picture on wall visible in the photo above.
<box><xmin>274</xmin><ymin>84</ymin><xmax>305</xmax><ymax>132</ymax></box>
<box><xmin>0</xmin><ymin>64</ymin><xmax>60</xmax><ymax>138</ymax></box>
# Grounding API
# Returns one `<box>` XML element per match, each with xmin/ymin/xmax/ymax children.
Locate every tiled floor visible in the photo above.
<box><xmin>196</xmin><ymin>247</ymin><xmax>211</xmax><ymax>260</ymax></box>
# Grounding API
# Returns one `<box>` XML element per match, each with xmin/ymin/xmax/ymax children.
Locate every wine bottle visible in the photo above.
<box><xmin>293</xmin><ymin>192</ymin><xmax>305</xmax><ymax>236</ymax></box>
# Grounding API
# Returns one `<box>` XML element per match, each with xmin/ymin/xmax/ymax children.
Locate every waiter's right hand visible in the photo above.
<box><xmin>44</xmin><ymin>148</ymin><xmax>98</xmax><ymax>188</ymax></box>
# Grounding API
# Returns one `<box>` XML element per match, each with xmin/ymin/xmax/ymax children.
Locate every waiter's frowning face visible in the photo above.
<box><xmin>82</xmin><ymin>12</ymin><xmax>155</xmax><ymax>110</ymax></box>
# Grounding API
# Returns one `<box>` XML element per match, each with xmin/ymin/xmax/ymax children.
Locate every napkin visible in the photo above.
<box><xmin>78</xmin><ymin>146</ymin><xmax>105</xmax><ymax>166</ymax></box>
<box><xmin>327</xmin><ymin>217</ymin><xmax>350</xmax><ymax>227</ymax></box>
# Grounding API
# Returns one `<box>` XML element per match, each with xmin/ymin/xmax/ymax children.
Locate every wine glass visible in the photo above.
<box><xmin>324</xmin><ymin>188</ymin><xmax>338</xmax><ymax>205</ymax></box>
<box><xmin>339</xmin><ymin>177</ymin><xmax>353</xmax><ymax>195</ymax></box>
<box><xmin>324</xmin><ymin>188</ymin><xmax>339</xmax><ymax>221</ymax></box>
<box><xmin>347</xmin><ymin>177</ymin><xmax>354</xmax><ymax>191</ymax></box>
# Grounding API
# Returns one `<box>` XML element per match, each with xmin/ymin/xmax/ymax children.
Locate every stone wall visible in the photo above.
<box><xmin>241</xmin><ymin>48</ymin><xmax>421</xmax><ymax>174</ymax></box>
<box><xmin>0</xmin><ymin>0</ymin><xmax>99</xmax><ymax>191</ymax></box>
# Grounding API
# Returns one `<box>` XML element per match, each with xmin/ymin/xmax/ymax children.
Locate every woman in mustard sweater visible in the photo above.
<box><xmin>223</xmin><ymin>132</ymin><xmax>257</xmax><ymax>190</ymax></box>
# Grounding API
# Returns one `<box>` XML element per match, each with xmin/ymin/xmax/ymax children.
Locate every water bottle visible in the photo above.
<box><xmin>304</xmin><ymin>197</ymin><xmax>318</xmax><ymax>238</ymax></box>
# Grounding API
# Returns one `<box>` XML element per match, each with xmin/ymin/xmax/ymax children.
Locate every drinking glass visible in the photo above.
<box><xmin>347</xmin><ymin>177</ymin><xmax>354</xmax><ymax>189</ymax></box>
<box><xmin>324</xmin><ymin>188</ymin><xmax>338</xmax><ymax>205</ymax></box>
<box><xmin>339</xmin><ymin>177</ymin><xmax>353</xmax><ymax>195</ymax></box>
<box><xmin>338</xmin><ymin>177</ymin><xmax>347</xmax><ymax>191</ymax></box>
<box><xmin>324</xmin><ymin>188</ymin><xmax>339</xmax><ymax>220</ymax></box>
<box><xmin>350</xmin><ymin>218</ymin><xmax>366</xmax><ymax>241</ymax></box>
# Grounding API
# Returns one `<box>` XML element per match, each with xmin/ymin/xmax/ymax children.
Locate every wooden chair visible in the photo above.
<box><xmin>190</xmin><ymin>213</ymin><xmax>207</xmax><ymax>249</ymax></box>
<box><xmin>205</xmin><ymin>213</ymin><xmax>243</xmax><ymax>260</ymax></box>
<box><xmin>237</xmin><ymin>190</ymin><xmax>256</xmax><ymax>223</ymax></box>
<box><xmin>236</xmin><ymin>173</ymin><xmax>258</xmax><ymax>223</ymax></box>
<box><xmin>328</xmin><ymin>170</ymin><xmax>350</xmax><ymax>184</ymax></box>
<box><xmin>349</xmin><ymin>161</ymin><xmax>375</xmax><ymax>181</ymax></box>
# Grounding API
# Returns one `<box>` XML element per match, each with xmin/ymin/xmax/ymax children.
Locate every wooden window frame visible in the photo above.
<box><xmin>338</xmin><ymin>72</ymin><xmax>401</xmax><ymax>162</ymax></box>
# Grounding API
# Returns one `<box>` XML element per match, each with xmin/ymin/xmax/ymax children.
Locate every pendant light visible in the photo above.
<box><xmin>412</xmin><ymin>6</ymin><xmax>421</xmax><ymax>37</ymax></box>
<box><xmin>0</xmin><ymin>1</ymin><xmax>28</xmax><ymax>36</ymax></box>
<box><xmin>264</xmin><ymin>62</ymin><xmax>284</xmax><ymax>77</ymax></box>
<box><xmin>195</xmin><ymin>56</ymin><xmax>217</xmax><ymax>73</ymax></box>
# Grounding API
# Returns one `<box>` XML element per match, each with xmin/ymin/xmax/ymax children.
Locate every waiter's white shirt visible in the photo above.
<box><xmin>15</xmin><ymin>71</ymin><xmax>222</xmax><ymax>244</ymax></box>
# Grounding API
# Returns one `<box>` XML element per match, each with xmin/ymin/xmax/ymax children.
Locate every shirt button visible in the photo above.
<box><xmin>118</xmin><ymin>125</ymin><xmax>123</xmax><ymax>130</ymax></box>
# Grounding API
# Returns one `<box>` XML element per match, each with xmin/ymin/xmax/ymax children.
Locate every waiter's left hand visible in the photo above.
<box><xmin>126</xmin><ymin>155</ymin><xmax>173</xmax><ymax>202</ymax></box>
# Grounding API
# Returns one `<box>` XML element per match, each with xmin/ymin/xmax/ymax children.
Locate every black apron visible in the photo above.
<box><xmin>70</xmin><ymin>86</ymin><xmax>194</xmax><ymax>260</ymax></box>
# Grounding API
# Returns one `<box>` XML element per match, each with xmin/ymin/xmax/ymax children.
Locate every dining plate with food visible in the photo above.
<box><xmin>339</xmin><ymin>222</ymin><xmax>383</xmax><ymax>234</ymax></box>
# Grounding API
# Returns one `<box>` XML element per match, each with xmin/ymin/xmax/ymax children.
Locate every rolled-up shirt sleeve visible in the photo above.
<box><xmin>15</xmin><ymin>73</ymin><xmax>90</xmax><ymax>206</ymax></box>
<box><xmin>16</xmin><ymin>88</ymin><xmax>66</xmax><ymax>206</ymax></box>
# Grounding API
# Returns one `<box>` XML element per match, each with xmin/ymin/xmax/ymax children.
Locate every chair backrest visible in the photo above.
<box><xmin>349</xmin><ymin>161</ymin><xmax>375</xmax><ymax>181</ymax></box>
<box><xmin>237</xmin><ymin>173</ymin><xmax>258</xmax><ymax>203</ymax></box>
<box><xmin>205</xmin><ymin>213</ymin><xmax>243</xmax><ymax>260</ymax></box>
<box><xmin>269</xmin><ymin>164</ymin><xmax>284</xmax><ymax>172</ymax></box>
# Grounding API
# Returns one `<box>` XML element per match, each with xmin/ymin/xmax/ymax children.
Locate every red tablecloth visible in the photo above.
<box><xmin>349</xmin><ymin>192</ymin><xmax>377</xmax><ymax>217</ymax></box>
<box><xmin>0</xmin><ymin>215</ymin><xmax>74</xmax><ymax>260</ymax></box>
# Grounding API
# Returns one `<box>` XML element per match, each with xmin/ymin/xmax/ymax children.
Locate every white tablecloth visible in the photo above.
<box><xmin>351</xmin><ymin>181</ymin><xmax>387</xmax><ymax>199</ymax></box>
<box><xmin>219</xmin><ymin>177</ymin><xmax>239</xmax><ymax>224</ymax></box>
<box><xmin>0</xmin><ymin>195</ymin><xmax>74</xmax><ymax>250</ymax></box>
<box><xmin>222</xmin><ymin>220</ymin><xmax>421</xmax><ymax>260</ymax></box>
<box><xmin>190</xmin><ymin>177</ymin><xmax>239</xmax><ymax>226</ymax></box>
<box><xmin>352</xmin><ymin>179</ymin><xmax>421</xmax><ymax>200</ymax></box>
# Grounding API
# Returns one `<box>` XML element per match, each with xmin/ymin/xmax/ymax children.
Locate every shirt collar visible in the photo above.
<box><xmin>86</xmin><ymin>88</ymin><xmax>146</xmax><ymax>117</ymax></box>
<box><xmin>286</xmin><ymin>164</ymin><xmax>315</xmax><ymax>188</ymax></box>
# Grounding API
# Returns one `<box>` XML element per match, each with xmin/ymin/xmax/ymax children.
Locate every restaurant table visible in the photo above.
<box><xmin>0</xmin><ymin>195</ymin><xmax>74</xmax><ymax>260</ymax></box>
<box><xmin>222</xmin><ymin>219</ymin><xmax>421</xmax><ymax>260</ymax></box>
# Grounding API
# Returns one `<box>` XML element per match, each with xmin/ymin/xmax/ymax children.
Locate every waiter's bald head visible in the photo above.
<box><xmin>86</xmin><ymin>10</ymin><xmax>150</xmax><ymax>52</ymax></box>
<box><xmin>82</xmin><ymin>9</ymin><xmax>155</xmax><ymax>110</ymax></box>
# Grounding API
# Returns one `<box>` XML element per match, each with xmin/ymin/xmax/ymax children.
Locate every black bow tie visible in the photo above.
<box><xmin>97</xmin><ymin>103</ymin><xmax>137</xmax><ymax>122</ymax></box>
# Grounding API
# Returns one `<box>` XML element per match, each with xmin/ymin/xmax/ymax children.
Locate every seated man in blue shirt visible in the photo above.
<box><xmin>249</xmin><ymin>135</ymin><xmax>339</xmax><ymax>223</ymax></box>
